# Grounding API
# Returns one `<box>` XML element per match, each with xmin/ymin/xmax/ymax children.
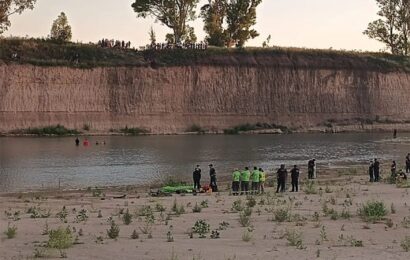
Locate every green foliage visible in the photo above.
<box><xmin>358</xmin><ymin>200</ymin><xmax>388</xmax><ymax>223</ymax></box>
<box><xmin>401</xmin><ymin>236</ymin><xmax>410</xmax><ymax>252</ymax></box>
<box><xmin>4</xmin><ymin>224</ymin><xmax>17</xmax><ymax>239</ymax></box>
<box><xmin>0</xmin><ymin>0</ymin><xmax>37</xmax><ymax>34</ymax></box>
<box><xmin>304</xmin><ymin>181</ymin><xmax>318</xmax><ymax>194</ymax></box>
<box><xmin>239</xmin><ymin>210</ymin><xmax>251</xmax><ymax>227</ymax></box>
<box><xmin>232</xmin><ymin>199</ymin><xmax>244</xmax><ymax>212</ymax></box>
<box><xmin>47</xmin><ymin>227</ymin><xmax>74</xmax><ymax>250</ymax></box>
<box><xmin>273</xmin><ymin>208</ymin><xmax>290</xmax><ymax>222</ymax></box>
<box><xmin>131</xmin><ymin>0</ymin><xmax>199</xmax><ymax>43</ymax></box>
<box><xmin>56</xmin><ymin>206</ymin><xmax>68</xmax><ymax>222</ymax></box>
<box><xmin>200</xmin><ymin>200</ymin><xmax>209</xmax><ymax>208</ymax></box>
<box><xmin>120</xmin><ymin>126</ymin><xmax>149</xmax><ymax>135</ymax></box>
<box><xmin>131</xmin><ymin>230</ymin><xmax>139</xmax><ymax>239</ymax></box>
<box><xmin>192</xmin><ymin>219</ymin><xmax>210</xmax><ymax>238</ymax></box>
<box><xmin>200</xmin><ymin>0</ymin><xmax>228</xmax><ymax>47</ymax></box>
<box><xmin>364</xmin><ymin>0</ymin><xmax>410</xmax><ymax>55</ymax></box>
<box><xmin>75</xmin><ymin>209</ymin><xmax>88</xmax><ymax>223</ymax></box>
<box><xmin>50</xmin><ymin>12</ymin><xmax>72</xmax><ymax>42</ymax></box>
<box><xmin>107</xmin><ymin>220</ymin><xmax>120</xmax><ymax>239</ymax></box>
<box><xmin>10</xmin><ymin>124</ymin><xmax>80</xmax><ymax>136</ymax></box>
<box><xmin>246</xmin><ymin>196</ymin><xmax>257</xmax><ymax>208</ymax></box>
<box><xmin>402</xmin><ymin>216</ymin><xmax>410</xmax><ymax>228</ymax></box>
<box><xmin>28</xmin><ymin>207</ymin><xmax>51</xmax><ymax>218</ymax></box>
<box><xmin>122</xmin><ymin>209</ymin><xmax>133</xmax><ymax>225</ymax></box>
<box><xmin>242</xmin><ymin>228</ymin><xmax>252</xmax><ymax>242</ymax></box>
<box><xmin>285</xmin><ymin>229</ymin><xmax>305</xmax><ymax>249</ymax></box>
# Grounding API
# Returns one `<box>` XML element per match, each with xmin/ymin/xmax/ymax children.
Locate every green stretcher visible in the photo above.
<box><xmin>160</xmin><ymin>185</ymin><xmax>194</xmax><ymax>194</ymax></box>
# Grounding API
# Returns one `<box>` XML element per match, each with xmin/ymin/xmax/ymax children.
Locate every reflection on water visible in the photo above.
<box><xmin>0</xmin><ymin>133</ymin><xmax>409</xmax><ymax>192</ymax></box>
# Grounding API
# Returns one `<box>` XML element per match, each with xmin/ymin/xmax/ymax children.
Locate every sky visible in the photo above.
<box><xmin>6</xmin><ymin>0</ymin><xmax>385</xmax><ymax>51</ymax></box>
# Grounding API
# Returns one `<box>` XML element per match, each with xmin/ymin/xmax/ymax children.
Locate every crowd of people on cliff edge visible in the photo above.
<box><xmin>192</xmin><ymin>155</ymin><xmax>409</xmax><ymax>195</ymax></box>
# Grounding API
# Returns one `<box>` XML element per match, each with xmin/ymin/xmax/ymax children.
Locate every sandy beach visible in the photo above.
<box><xmin>1</xmin><ymin>168</ymin><xmax>410</xmax><ymax>260</ymax></box>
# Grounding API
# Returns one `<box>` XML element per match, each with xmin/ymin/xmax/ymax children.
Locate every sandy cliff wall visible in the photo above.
<box><xmin>0</xmin><ymin>59</ymin><xmax>410</xmax><ymax>133</ymax></box>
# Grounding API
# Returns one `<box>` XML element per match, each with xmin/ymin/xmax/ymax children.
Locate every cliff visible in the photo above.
<box><xmin>1</xmin><ymin>43</ymin><xmax>410</xmax><ymax>134</ymax></box>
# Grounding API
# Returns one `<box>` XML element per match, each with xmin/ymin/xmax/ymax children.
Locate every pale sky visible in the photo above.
<box><xmin>6</xmin><ymin>0</ymin><xmax>385</xmax><ymax>51</ymax></box>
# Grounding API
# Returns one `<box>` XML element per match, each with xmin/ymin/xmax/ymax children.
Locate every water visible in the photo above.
<box><xmin>0</xmin><ymin>133</ymin><xmax>409</xmax><ymax>192</ymax></box>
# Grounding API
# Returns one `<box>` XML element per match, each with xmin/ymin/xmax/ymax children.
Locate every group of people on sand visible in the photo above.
<box><xmin>75</xmin><ymin>137</ymin><xmax>105</xmax><ymax>146</ymax></box>
<box><xmin>369</xmin><ymin>156</ymin><xmax>409</xmax><ymax>183</ymax></box>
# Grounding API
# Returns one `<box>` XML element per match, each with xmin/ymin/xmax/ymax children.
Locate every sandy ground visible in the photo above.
<box><xmin>1</xmin><ymin>169</ymin><xmax>410</xmax><ymax>260</ymax></box>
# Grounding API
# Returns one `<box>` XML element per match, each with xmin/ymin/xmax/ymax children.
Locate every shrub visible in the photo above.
<box><xmin>401</xmin><ymin>236</ymin><xmax>410</xmax><ymax>252</ymax></box>
<box><xmin>120</xmin><ymin>127</ymin><xmax>149</xmax><ymax>135</ymax></box>
<box><xmin>285</xmin><ymin>229</ymin><xmax>305</xmax><ymax>249</ymax></box>
<box><xmin>246</xmin><ymin>196</ymin><xmax>257</xmax><ymax>208</ymax></box>
<box><xmin>75</xmin><ymin>209</ymin><xmax>88</xmax><ymax>223</ymax></box>
<box><xmin>4</xmin><ymin>224</ymin><xmax>17</xmax><ymax>239</ymax></box>
<box><xmin>56</xmin><ymin>206</ymin><xmax>68</xmax><ymax>222</ymax></box>
<box><xmin>358</xmin><ymin>200</ymin><xmax>388</xmax><ymax>223</ymax></box>
<box><xmin>107</xmin><ymin>220</ymin><xmax>120</xmax><ymax>239</ymax></box>
<box><xmin>273</xmin><ymin>208</ymin><xmax>290</xmax><ymax>222</ymax></box>
<box><xmin>131</xmin><ymin>230</ymin><xmax>139</xmax><ymax>239</ymax></box>
<box><xmin>242</xmin><ymin>229</ymin><xmax>252</xmax><ymax>242</ymax></box>
<box><xmin>304</xmin><ymin>181</ymin><xmax>317</xmax><ymax>194</ymax></box>
<box><xmin>239</xmin><ymin>211</ymin><xmax>251</xmax><ymax>227</ymax></box>
<box><xmin>122</xmin><ymin>209</ymin><xmax>132</xmax><ymax>225</ymax></box>
<box><xmin>192</xmin><ymin>203</ymin><xmax>202</xmax><ymax>213</ymax></box>
<box><xmin>192</xmin><ymin>220</ymin><xmax>210</xmax><ymax>238</ymax></box>
<box><xmin>48</xmin><ymin>227</ymin><xmax>74</xmax><ymax>250</ymax></box>
<box><xmin>200</xmin><ymin>200</ymin><xmax>209</xmax><ymax>208</ymax></box>
<box><xmin>11</xmin><ymin>124</ymin><xmax>80</xmax><ymax>136</ymax></box>
<box><xmin>232</xmin><ymin>199</ymin><xmax>244</xmax><ymax>212</ymax></box>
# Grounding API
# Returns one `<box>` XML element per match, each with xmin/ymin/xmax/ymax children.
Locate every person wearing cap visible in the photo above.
<box><xmin>209</xmin><ymin>164</ymin><xmax>218</xmax><ymax>192</ymax></box>
<box><xmin>308</xmin><ymin>159</ymin><xmax>315</xmax><ymax>179</ymax></box>
<box><xmin>276</xmin><ymin>164</ymin><xmax>287</xmax><ymax>193</ymax></box>
<box><xmin>241</xmin><ymin>167</ymin><xmax>251</xmax><ymax>195</ymax></box>
<box><xmin>259</xmin><ymin>168</ymin><xmax>266</xmax><ymax>193</ymax></box>
<box><xmin>251</xmin><ymin>167</ymin><xmax>260</xmax><ymax>194</ymax></box>
<box><xmin>193</xmin><ymin>165</ymin><xmax>201</xmax><ymax>191</ymax></box>
<box><xmin>290</xmin><ymin>165</ymin><xmax>300</xmax><ymax>192</ymax></box>
<box><xmin>232</xmin><ymin>168</ymin><xmax>241</xmax><ymax>195</ymax></box>
<box><xmin>368</xmin><ymin>160</ymin><xmax>374</xmax><ymax>182</ymax></box>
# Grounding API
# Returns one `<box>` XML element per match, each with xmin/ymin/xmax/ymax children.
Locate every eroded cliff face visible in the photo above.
<box><xmin>0</xmin><ymin>61</ymin><xmax>409</xmax><ymax>133</ymax></box>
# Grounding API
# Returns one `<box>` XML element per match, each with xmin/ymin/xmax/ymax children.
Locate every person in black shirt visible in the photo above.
<box><xmin>406</xmin><ymin>153</ymin><xmax>410</xmax><ymax>173</ymax></box>
<box><xmin>75</xmin><ymin>137</ymin><xmax>80</xmax><ymax>146</ymax></box>
<box><xmin>193</xmin><ymin>165</ymin><xmax>201</xmax><ymax>191</ymax></box>
<box><xmin>209</xmin><ymin>164</ymin><xmax>218</xmax><ymax>192</ymax></box>
<box><xmin>368</xmin><ymin>160</ymin><xmax>374</xmax><ymax>182</ymax></box>
<box><xmin>276</xmin><ymin>164</ymin><xmax>287</xmax><ymax>193</ymax></box>
<box><xmin>290</xmin><ymin>165</ymin><xmax>300</xmax><ymax>192</ymax></box>
<box><xmin>308</xmin><ymin>159</ymin><xmax>315</xmax><ymax>179</ymax></box>
<box><xmin>374</xmin><ymin>159</ymin><xmax>380</xmax><ymax>182</ymax></box>
<box><xmin>391</xmin><ymin>160</ymin><xmax>397</xmax><ymax>181</ymax></box>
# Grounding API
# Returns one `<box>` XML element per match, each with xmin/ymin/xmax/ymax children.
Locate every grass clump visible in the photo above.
<box><xmin>192</xmin><ymin>203</ymin><xmax>202</xmax><ymax>213</ymax></box>
<box><xmin>242</xmin><ymin>228</ymin><xmax>253</xmax><ymax>242</ymax></box>
<box><xmin>231</xmin><ymin>199</ymin><xmax>244</xmax><ymax>212</ymax></box>
<box><xmin>304</xmin><ymin>181</ymin><xmax>317</xmax><ymax>194</ymax></box>
<box><xmin>192</xmin><ymin>220</ymin><xmax>210</xmax><ymax>238</ymax></box>
<box><xmin>4</xmin><ymin>224</ymin><xmax>17</xmax><ymax>239</ymax></box>
<box><xmin>48</xmin><ymin>227</ymin><xmax>74</xmax><ymax>250</ymax></box>
<box><xmin>285</xmin><ymin>229</ymin><xmax>305</xmax><ymax>249</ymax></box>
<box><xmin>358</xmin><ymin>200</ymin><xmax>388</xmax><ymax>223</ymax></box>
<box><xmin>107</xmin><ymin>219</ymin><xmax>120</xmax><ymax>239</ymax></box>
<box><xmin>273</xmin><ymin>208</ymin><xmax>291</xmax><ymax>222</ymax></box>
<box><xmin>11</xmin><ymin>124</ymin><xmax>80</xmax><ymax>136</ymax></box>
<box><xmin>120</xmin><ymin>126</ymin><xmax>149</xmax><ymax>135</ymax></box>
<box><xmin>122</xmin><ymin>209</ymin><xmax>133</xmax><ymax>225</ymax></box>
<box><xmin>401</xmin><ymin>236</ymin><xmax>410</xmax><ymax>252</ymax></box>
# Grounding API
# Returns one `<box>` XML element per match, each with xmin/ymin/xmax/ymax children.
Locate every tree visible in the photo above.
<box><xmin>226</xmin><ymin>0</ymin><xmax>262</xmax><ymax>48</ymax></box>
<box><xmin>0</xmin><ymin>0</ymin><xmax>36</xmax><ymax>34</ymax></box>
<box><xmin>262</xmin><ymin>34</ymin><xmax>271</xmax><ymax>48</ymax></box>
<box><xmin>50</xmin><ymin>12</ymin><xmax>72</xmax><ymax>42</ymax></box>
<box><xmin>364</xmin><ymin>0</ymin><xmax>410</xmax><ymax>55</ymax></box>
<box><xmin>149</xmin><ymin>26</ymin><xmax>156</xmax><ymax>45</ymax></box>
<box><xmin>131</xmin><ymin>0</ymin><xmax>199</xmax><ymax>44</ymax></box>
<box><xmin>200</xmin><ymin>0</ymin><xmax>228</xmax><ymax>47</ymax></box>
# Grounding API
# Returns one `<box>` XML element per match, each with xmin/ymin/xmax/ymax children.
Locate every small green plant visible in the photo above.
<box><xmin>48</xmin><ymin>227</ymin><xmax>74</xmax><ymax>251</ymax></box>
<box><xmin>155</xmin><ymin>203</ymin><xmax>166</xmax><ymax>212</ymax></box>
<box><xmin>325</xmin><ymin>186</ymin><xmax>332</xmax><ymax>193</ymax></box>
<box><xmin>4</xmin><ymin>224</ymin><xmax>17</xmax><ymax>239</ymax></box>
<box><xmin>192</xmin><ymin>220</ymin><xmax>210</xmax><ymax>238</ymax></box>
<box><xmin>304</xmin><ymin>181</ymin><xmax>317</xmax><ymax>194</ymax></box>
<box><xmin>312</xmin><ymin>212</ymin><xmax>320</xmax><ymax>222</ymax></box>
<box><xmin>320</xmin><ymin>226</ymin><xmax>328</xmax><ymax>242</ymax></box>
<box><xmin>171</xmin><ymin>199</ymin><xmax>185</xmax><ymax>215</ymax></box>
<box><xmin>273</xmin><ymin>208</ymin><xmax>290</xmax><ymax>222</ymax></box>
<box><xmin>285</xmin><ymin>229</ymin><xmax>305</xmax><ymax>249</ymax></box>
<box><xmin>122</xmin><ymin>209</ymin><xmax>133</xmax><ymax>225</ymax></box>
<box><xmin>192</xmin><ymin>203</ymin><xmax>202</xmax><ymax>213</ymax></box>
<box><xmin>56</xmin><ymin>206</ymin><xmax>68</xmax><ymax>222</ymax></box>
<box><xmin>28</xmin><ymin>207</ymin><xmax>51</xmax><ymax>219</ymax></box>
<box><xmin>246</xmin><ymin>196</ymin><xmax>257</xmax><ymax>208</ymax></box>
<box><xmin>242</xmin><ymin>229</ymin><xmax>252</xmax><ymax>242</ymax></box>
<box><xmin>75</xmin><ymin>209</ymin><xmax>88</xmax><ymax>223</ymax></box>
<box><xmin>107</xmin><ymin>220</ymin><xmax>120</xmax><ymax>239</ymax></box>
<box><xmin>218</xmin><ymin>221</ymin><xmax>230</xmax><ymax>230</ymax></box>
<box><xmin>401</xmin><ymin>236</ymin><xmax>410</xmax><ymax>252</ymax></box>
<box><xmin>210</xmin><ymin>230</ymin><xmax>220</xmax><ymax>239</ymax></box>
<box><xmin>200</xmin><ymin>200</ymin><xmax>209</xmax><ymax>208</ymax></box>
<box><xmin>358</xmin><ymin>200</ymin><xmax>388</xmax><ymax>223</ymax></box>
<box><xmin>402</xmin><ymin>216</ymin><xmax>410</xmax><ymax>228</ymax></box>
<box><xmin>239</xmin><ymin>211</ymin><xmax>251</xmax><ymax>227</ymax></box>
<box><xmin>232</xmin><ymin>199</ymin><xmax>244</xmax><ymax>212</ymax></box>
<box><xmin>131</xmin><ymin>230</ymin><xmax>139</xmax><ymax>239</ymax></box>
<box><xmin>166</xmin><ymin>227</ymin><xmax>174</xmax><ymax>242</ymax></box>
<box><xmin>340</xmin><ymin>208</ymin><xmax>352</xmax><ymax>219</ymax></box>
<box><xmin>386</xmin><ymin>218</ymin><xmax>394</xmax><ymax>228</ymax></box>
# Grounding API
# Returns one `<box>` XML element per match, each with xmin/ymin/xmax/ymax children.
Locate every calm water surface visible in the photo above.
<box><xmin>0</xmin><ymin>133</ymin><xmax>409</xmax><ymax>192</ymax></box>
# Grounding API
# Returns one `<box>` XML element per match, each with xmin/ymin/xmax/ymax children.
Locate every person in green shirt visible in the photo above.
<box><xmin>241</xmin><ymin>167</ymin><xmax>251</xmax><ymax>195</ymax></box>
<box><xmin>232</xmin><ymin>169</ymin><xmax>241</xmax><ymax>195</ymax></box>
<box><xmin>251</xmin><ymin>167</ymin><xmax>260</xmax><ymax>194</ymax></box>
<box><xmin>259</xmin><ymin>168</ymin><xmax>266</xmax><ymax>193</ymax></box>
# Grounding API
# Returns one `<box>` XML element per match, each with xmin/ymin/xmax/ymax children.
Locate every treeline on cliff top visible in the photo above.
<box><xmin>1</xmin><ymin>37</ymin><xmax>410</xmax><ymax>71</ymax></box>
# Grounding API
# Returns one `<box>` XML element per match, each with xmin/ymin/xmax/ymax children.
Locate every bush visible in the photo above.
<box><xmin>239</xmin><ymin>211</ymin><xmax>251</xmax><ymax>227</ymax></box>
<box><xmin>107</xmin><ymin>220</ymin><xmax>120</xmax><ymax>239</ymax></box>
<box><xmin>274</xmin><ymin>208</ymin><xmax>290</xmax><ymax>222</ymax></box>
<box><xmin>242</xmin><ymin>229</ymin><xmax>252</xmax><ymax>242</ymax></box>
<box><xmin>120</xmin><ymin>127</ymin><xmax>149</xmax><ymax>135</ymax></box>
<box><xmin>48</xmin><ymin>227</ymin><xmax>74</xmax><ymax>250</ymax></box>
<box><xmin>192</xmin><ymin>220</ymin><xmax>210</xmax><ymax>238</ymax></box>
<box><xmin>231</xmin><ymin>199</ymin><xmax>244</xmax><ymax>212</ymax></box>
<box><xmin>192</xmin><ymin>203</ymin><xmax>202</xmax><ymax>213</ymax></box>
<box><xmin>10</xmin><ymin>124</ymin><xmax>80</xmax><ymax>136</ymax></box>
<box><xmin>285</xmin><ymin>229</ymin><xmax>305</xmax><ymax>249</ymax></box>
<box><xmin>4</xmin><ymin>224</ymin><xmax>17</xmax><ymax>239</ymax></box>
<box><xmin>122</xmin><ymin>209</ymin><xmax>133</xmax><ymax>225</ymax></box>
<box><xmin>304</xmin><ymin>181</ymin><xmax>317</xmax><ymax>194</ymax></box>
<box><xmin>401</xmin><ymin>236</ymin><xmax>410</xmax><ymax>252</ymax></box>
<box><xmin>358</xmin><ymin>200</ymin><xmax>388</xmax><ymax>223</ymax></box>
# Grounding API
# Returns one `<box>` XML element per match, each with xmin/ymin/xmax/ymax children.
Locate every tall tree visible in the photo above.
<box><xmin>226</xmin><ymin>0</ymin><xmax>262</xmax><ymax>47</ymax></box>
<box><xmin>364</xmin><ymin>0</ymin><xmax>410</xmax><ymax>55</ymax></box>
<box><xmin>200</xmin><ymin>0</ymin><xmax>227</xmax><ymax>47</ymax></box>
<box><xmin>131</xmin><ymin>0</ymin><xmax>199</xmax><ymax>44</ymax></box>
<box><xmin>50</xmin><ymin>12</ymin><xmax>72</xmax><ymax>42</ymax></box>
<box><xmin>0</xmin><ymin>0</ymin><xmax>36</xmax><ymax>34</ymax></box>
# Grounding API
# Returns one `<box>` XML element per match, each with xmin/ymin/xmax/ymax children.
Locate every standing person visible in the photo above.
<box><xmin>83</xmin><ymin>138</ymin><xmax>90</xmax><ymax>146</ymax></box>
<box><xmin>193</xmin><ymin>165</ymin><xmax>201</xmax><ymax>191</ymax></box>
<box><xmin>251</xmin><ymin>167</ymin><xmax>260</xmax><ymax>194</ymax></box>
<box><xmin>259</xmin><ymin>168</ymin><xmax>266</xmax><ymax>194</ymax></box>
<box><xmin>374</xmin><ymin>159</ymin><xmax>380</xmax><ymax>182</ymax></box>
<box><xmin>368</xmin><ymin>160</ymin><xmax>374</xmax><ymax>182</ymax></box>
<box><xmin>232</xmin><ymin>168</ymin><xmax>241</xmax><ymax>196</ymax></box>
<box><xmin>290</xmin><ymin>165</ymin><xmax>300</xmax><ymax>192</ymax></box>
<box><xmin>75</xmin><ymin>137</ymin><xmax>80</xmax><ymax>146</ymax></box>
<box><xmin>276</xmin><ymin>164</ymin><xmax>287</xmax><ymax>193</ymax></box>
<box><xmin>308</xmin><ymin>159</ymin><xmax>315</xmax><ymax>179</ymax></box>
<box><xmin>406</xmin><ymin>153</ymin><xmax>410</xmax><ymax>173</ymax></box>
<box><xmin>241</xmin><ymin>167</ymin><xmax>251</xmax><ymax>195</ymax></box>
<box><xmin>391</xmin><ymin>160</ymin><xmax>397</xmax><ymax>181</ymax></box>
<box><xmin>209</xmin><ymin>164</ymin><xmax>218</xmax><ymax>192</ymax></box>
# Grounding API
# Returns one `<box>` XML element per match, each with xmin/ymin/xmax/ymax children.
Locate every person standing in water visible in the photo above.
<box><xmin>75</xmin><ymin>137</ymin><xmax>80</xmax><ymax>146</ymax></box>
<box><xmin>193</xmin><ymin>165</ymin><xmax>201</xmax><ymax>191</ymax></box>
<box><xmin>209</xmin><ymin>164</ymin><xmax>218</xmax><ymax>192</ymax></box>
